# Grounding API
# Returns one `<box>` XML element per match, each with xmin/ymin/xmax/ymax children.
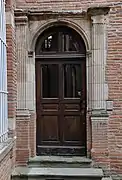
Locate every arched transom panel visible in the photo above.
<box><xmin>35</xmin><ymin>26</ymin><xmax>86</xmax><ymax>55</ymax></box>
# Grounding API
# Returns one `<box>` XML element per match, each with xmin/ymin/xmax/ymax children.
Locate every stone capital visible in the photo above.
<box><xmin>91</xmin><ymin>15</ymin><xmax>108</xmax><ymax>24</ymax></box>
<box><xmin>87</xmin><ymin>6</ymin><xmax>110</xmax><ymax>16</ymax></box>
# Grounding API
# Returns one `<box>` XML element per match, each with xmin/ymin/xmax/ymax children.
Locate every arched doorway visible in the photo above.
<box><xmin>35</xmin><ymin>25</ymin><xmax>86</xmax><ymax>156</ymax></box>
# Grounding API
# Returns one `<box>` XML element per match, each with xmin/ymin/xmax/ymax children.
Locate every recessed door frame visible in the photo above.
<box><xmin>35</xmin><ymin>25</ymin><xmax>87</xmax><ymax>156</ymax></box>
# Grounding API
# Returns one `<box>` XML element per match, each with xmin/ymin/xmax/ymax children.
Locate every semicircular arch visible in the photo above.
<box><xmin>30</xmin><ymin>19</ymin><xmax>90</xmax><ymax>52</ymax></box>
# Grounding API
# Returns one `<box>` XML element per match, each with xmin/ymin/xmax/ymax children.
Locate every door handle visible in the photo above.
<box><xmin>78</xmin><ymin>91</ymin><xmax>81</xmax><ymax>96</ymax></box>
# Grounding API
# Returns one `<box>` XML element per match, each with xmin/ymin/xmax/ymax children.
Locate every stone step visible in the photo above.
<box><xmin>12</xmin><ymin>167</ymin><xmax>103</xmax><ymax>180</ymax></box>
<box><xmin>28</xmin><ymin>156</ymin><xmax>92</xmax><ymax>168</ymax></box>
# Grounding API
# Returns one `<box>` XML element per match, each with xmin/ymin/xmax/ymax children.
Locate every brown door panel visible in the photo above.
<box><xmin>39</xmin><ymin>115</ymin><xmax>60</xmax><ymax>142</ymax></box>
<box><xmin>36</xmin><ymin>58</ymin><xmax>86</xmax><ymax>155</ymax></box>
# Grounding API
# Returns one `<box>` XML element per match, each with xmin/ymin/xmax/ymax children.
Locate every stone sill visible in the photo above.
<box><xmin>0</xmin><ymin>138</ymin><xmax>15</xmax><ymax>163</ymax></box>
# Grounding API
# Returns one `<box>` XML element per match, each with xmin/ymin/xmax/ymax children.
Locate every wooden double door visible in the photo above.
<box><xmin>36</xmin><ymin>58</ymin><xmax>86</xmax><ymax>155</ymax></box>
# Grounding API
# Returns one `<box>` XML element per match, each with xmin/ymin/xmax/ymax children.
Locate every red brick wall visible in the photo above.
<box><xmin>0</xmin><ymin>152</ymin><xmax>12</xmax><ymax>180</ymax></box>
<box><xmin>91</xmin><ymin>117</ymin><xmax>109</xmax><ymax>171</ymax></box>
<box><xmin>15</xmin><ymin>0</ymin><xmax>121</xmax><ymax>11</ymax></box>
<box><xmin>6</xmin><ymin>25</ymin><xmax>16</xmax><ymax>120</ymax></box>
<box><xmin>12</xmin><ymin>0</ymin><xmax>122</xmax><ymax>176</ymax></box>
<box><xmin>107</xmin><ymin>5</ymin><xmax>122</xmax><ymax>175</ymax></box>
<box><xmin>90</xmin><ymin>4</ymin><xmax>122</xmax><ymax>175</ymax></box>
<box><xmin>16</xmin><ymin>112</ymin><xmax>30</xmax><ymax>166</ymax></box>
<box><xmin>0</xmin><ymin>142</ymin><xmax>15</xmax><ymax>180</ymax></box>
<box><xmin>16</xmin><ymin>111</ymin><xmax>36</xmax><ymax>165</ymax></box>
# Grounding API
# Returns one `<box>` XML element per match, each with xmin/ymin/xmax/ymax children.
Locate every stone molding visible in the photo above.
<box><xmin>14</xmin><ymin>6</ymin><xmax>110</xmax><ymax>17</ymax></box>
<box><xmin>14</xmin><ymin>10</ymin><xmax>28</xmax><ymax>24</ymax></box>
<box><xmin>14</xmin><ymin>9</ymin><xmax>87</xmax><ymax>17</ymax></box>
<box><xmin>91</xmin><ymin>115</ymin><xmax>109</xmax><ymax>120</ymax></box>
<box><xmin>16</xmin><ymin>109</ymin><xmax>31</xmax><ymax>120</ymax></box>
<box><xmin>15</xmin><ymin>16</ymin><xmax>28</xmax><ymax>25</ymax></box>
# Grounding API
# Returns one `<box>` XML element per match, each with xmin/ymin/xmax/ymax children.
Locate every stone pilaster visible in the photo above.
<box><xmin>15</xmin><ymin>12</ymin><xmax>36</xmax><ymax>159</ymax></box>
<box><xmin>88</xmin><ymin>7</ymin><xmax>110</xmax><ymax>112</ymax></box>
<box><xmin>87</xmin><ymin>7</ymin><xmax>110</xmax><ymax>168</ymax></box>
<box><xmin>15</xmin><ymin>14</ymin><xmax>28</xmax><ymax>109</ymax></box>
<box><xmin>15</xmin><ymin>11</ymin><xmax>35</xmax><ymax>111</ymax></box>
<box><xmin>91</xmin><ymin>15</ymin><xmax>108</xmax><ymax>110</ymax></box>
